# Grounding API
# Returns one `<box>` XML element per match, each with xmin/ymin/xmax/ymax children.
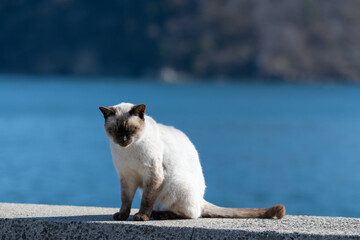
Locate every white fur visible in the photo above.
<box><xmin>109</xmin><ymin>103</ymin><xmax>206</xmax><ymax>218</ymax></box>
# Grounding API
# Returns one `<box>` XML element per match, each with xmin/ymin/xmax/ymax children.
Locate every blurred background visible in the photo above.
<box><xmin>1</xmin><ymin>0</ymin><xmax>360</xmax><ymax>217</ymax></box>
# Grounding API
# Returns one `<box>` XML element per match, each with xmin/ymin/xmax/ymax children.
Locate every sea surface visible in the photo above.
<box><xmin>1</xmin><ymin>75</ymin><xmax>360</xmax><ymax>218</ymax></box>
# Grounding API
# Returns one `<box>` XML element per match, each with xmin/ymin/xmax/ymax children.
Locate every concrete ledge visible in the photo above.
<box><xmin>1</xmin><ymin>203</ymin><xmax>359</xmax><ymax>239</ymax></box>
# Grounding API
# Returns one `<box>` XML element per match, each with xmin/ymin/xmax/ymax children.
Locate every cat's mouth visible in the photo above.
<box><xmin>116</xmin><ymin>140</ymin><xmax>132</xmax><ymax>147</ymax></box>
<box><xmin>114</xmin><ymin>135</ymin><xmax>132</xmax><ymax>147</ymax></box>
<box><xmin>119</xmin><ymin>143</ymin><xmax>130</xmax><ymax>147</ymax></box>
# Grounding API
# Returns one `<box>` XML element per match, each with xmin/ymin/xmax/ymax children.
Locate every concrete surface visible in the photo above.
<box><xmin>0</xmin><ymin>202</ymin><xmax>359</xmax><ymax>239</ymax></box>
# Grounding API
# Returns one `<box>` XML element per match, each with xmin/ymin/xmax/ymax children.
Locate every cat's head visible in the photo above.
<box><xmin>99</xmin><ymin>103</ymin><xmax>146</xmax><ymax>147</ymax></box>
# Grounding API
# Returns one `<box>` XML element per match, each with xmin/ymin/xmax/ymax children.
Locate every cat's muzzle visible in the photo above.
<box><xmin>116</xmin><ymin>137</ymin><xmax>131</xmax><ymax>147</ymax></box>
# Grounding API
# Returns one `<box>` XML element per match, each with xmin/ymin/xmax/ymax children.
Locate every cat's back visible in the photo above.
<box><xmin>157</xmin><ymin>123</ymin><xmax>194</xmax><ymax>150</ymax></box>
<box><xmin>156</xmin><ymin>122</ymin><xmax>201</xmax><ymax>169</ymax></box>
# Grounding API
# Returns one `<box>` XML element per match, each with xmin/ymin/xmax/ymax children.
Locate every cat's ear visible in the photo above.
<box><xmin>99</xmin><ymin>106</ymin><xmax>115</xmax><ymax>119</ymax></box>
<box><xmin>129</xmin><ymin>104</ymin><xmax>146</xmax><ymax>119</ymax></box>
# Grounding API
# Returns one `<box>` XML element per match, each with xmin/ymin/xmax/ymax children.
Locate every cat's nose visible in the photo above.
<box><xmin>122</xmin><ymin>136</ymin><xmax>127</xmax><ymax>142</ymax></box>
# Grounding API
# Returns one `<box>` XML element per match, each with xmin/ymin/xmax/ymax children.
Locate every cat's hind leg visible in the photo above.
<box><xmin>151</xmin><ymin>211</ymin><xmax>184</xmax><ymax>220</ymax></box>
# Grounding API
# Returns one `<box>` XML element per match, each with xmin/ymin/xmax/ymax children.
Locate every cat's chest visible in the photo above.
<box><xmin>113</xmin><ymin>143</ymin><xmax>159</xmax><ymax>171</ymax></box>
<box><xmin>119</xmin><ymin>149</ymin><xmax>143</xmax><ymax>167</ymax></box>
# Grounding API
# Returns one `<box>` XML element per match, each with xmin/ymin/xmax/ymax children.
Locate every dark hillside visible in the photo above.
<box><xmin>1</xmin><ymin>0</ymin><xmax>359</xmax><ymax>81</ymax></box>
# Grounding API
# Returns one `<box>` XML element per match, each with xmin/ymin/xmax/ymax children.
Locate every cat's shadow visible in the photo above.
<box><xmin>14</xmin><ymin>214</ymin><xmax>136</xmax><ymax>222</ymax></box>
<box><xmin>14</xmin><ymin>215</ymin><xmax>279</xmax><ymax>222</ymax></box>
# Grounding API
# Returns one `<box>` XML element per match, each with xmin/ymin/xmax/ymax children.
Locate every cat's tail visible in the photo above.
<box><xmin>201</xmin><ymin>201</ymin><xmax>285</xmax><ymax>219</ymax></box>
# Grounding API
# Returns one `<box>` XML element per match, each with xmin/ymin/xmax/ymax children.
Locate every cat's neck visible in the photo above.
<box><xmin>135</xmin><ymin>116</ymin><xmax>150</xmax><ymax>144</ymax></box>
<box><xmin>127</xmin><ymin>115</ymin><xmax>157</xmax><ymax>148</ymax></box>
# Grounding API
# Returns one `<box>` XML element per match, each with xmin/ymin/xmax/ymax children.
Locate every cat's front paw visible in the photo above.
<box><xmin>113</xmin><ymin>211</ymin><xmax>130</xmax><ymax>221</ymax></box>
<box><xmin>133</xmin><ymin>212</ymin><xmax>150</xmax><ymax>221</ymax></box>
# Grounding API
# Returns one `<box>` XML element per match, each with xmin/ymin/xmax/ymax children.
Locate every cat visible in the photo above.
<box><xmin>99</xmin><ymin>102</ymin><xmax>285</xmax><ymax>221</ymax></box>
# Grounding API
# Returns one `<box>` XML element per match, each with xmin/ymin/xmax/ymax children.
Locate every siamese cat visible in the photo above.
<box><xmin>99</xmin><ymin>103</ymin><xmax>285</xmax><ymax>221</ymax></box>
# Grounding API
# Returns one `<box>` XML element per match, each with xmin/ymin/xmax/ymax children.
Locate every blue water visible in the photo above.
<box><xmin>1</xmin><ymin>75</ymin><xmax>360</xmax><ymax>218</ymax></box>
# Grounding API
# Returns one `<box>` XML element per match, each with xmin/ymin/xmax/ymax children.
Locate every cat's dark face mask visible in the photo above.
<box><xmin>99</xmin><ymin>104</ymin><xmax>146</xmax><ymax>148</ymax></box>
<box><xmin>109</xmin><ymin>119</ymin><xmax>139</xmax><ymax>147</ymax></box>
